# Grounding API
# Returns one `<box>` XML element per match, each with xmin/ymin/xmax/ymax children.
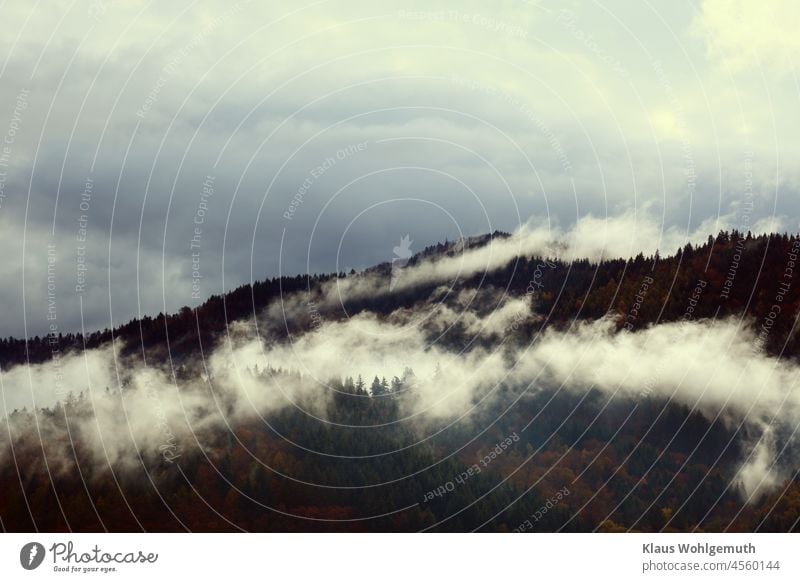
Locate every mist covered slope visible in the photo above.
<box><xmin>2</xmin><ymin>228</ymin><xmax>800</xmax><ymax>532</ymax></box>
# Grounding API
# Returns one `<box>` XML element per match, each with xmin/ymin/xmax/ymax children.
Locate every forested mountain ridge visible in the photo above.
<box><xmin>4</xmin><ymin>229</ymin><xmax>799</xmax><ymax>368</ymax></box>
<box><xmin>2</xmin><ymin>229</ymin><xmax>800</xmax><ymax>533</ymax></box>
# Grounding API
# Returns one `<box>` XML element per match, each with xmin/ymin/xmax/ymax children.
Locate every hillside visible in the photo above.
<box><xmin>1</xmin><ymin>229</ymin><xmax>800</xmax><ymax>532</ymax></box>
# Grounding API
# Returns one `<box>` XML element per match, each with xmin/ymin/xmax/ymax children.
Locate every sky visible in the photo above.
<box><xmin>0</xmin><ymin>0</ymin><xmax>798</xmax><ymax>336</ymax></box>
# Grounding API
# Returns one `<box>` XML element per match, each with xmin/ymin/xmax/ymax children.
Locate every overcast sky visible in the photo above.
<box><xmin>0</xmin><ymin>0</ymin><xmax>798</xmax><ymax>337</ymax></box>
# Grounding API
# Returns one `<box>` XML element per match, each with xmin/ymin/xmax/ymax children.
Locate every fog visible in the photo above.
<box><xmin>2</xmin><ymin>267</ymin><xmax>799</xmax><ymax>501</ymax></box>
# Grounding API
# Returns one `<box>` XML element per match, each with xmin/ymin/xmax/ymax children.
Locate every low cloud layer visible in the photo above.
<box><xmin>522</xmin><ymin>317</ymin><xmax>800</xmax><ymax>499</ymax></box>
<box><xmin>2</xmin><ymin>276</ymin><xmax>799</xmax><ymax>501</ymax></box>
<box><xmin>296</xmin><ymin>210</ymin><xmax>786</xmax><ymax>313</ymax></box>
